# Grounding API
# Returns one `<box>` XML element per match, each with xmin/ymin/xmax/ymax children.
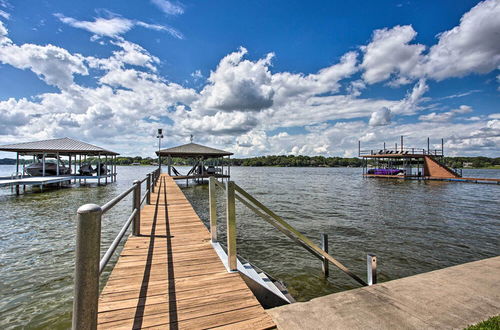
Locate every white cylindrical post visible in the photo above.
<box><xmin>367</xmin><ymin>254</ymin><xmax>377</xmax><ymax>285</ymax></box>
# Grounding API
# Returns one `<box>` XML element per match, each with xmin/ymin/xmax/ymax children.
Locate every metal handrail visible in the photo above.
<box><xmin>211</xmin><ymin>178</ymin><xmax>369</xmax><ymax>287</ymax></box>
<box><xmin>101</xmin><ymin>185</ymin><xmax>135</xmax><ymax>214</ymax></box>
<box><xmin>99</xmin><ymin>208</ymin><xmax>137</xmax><ymax>274</ymax></box>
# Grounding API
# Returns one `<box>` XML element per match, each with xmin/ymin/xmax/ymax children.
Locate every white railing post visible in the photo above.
<box><xmin>209</xmin><ymin>176</ymin><xmax>217</xmax><ymax>242</ymax></box>
<box><xmin>132</xmin><ymin>180</ymin><xmax>141</xmax><ymax>236</ymax></box>
<box><xmin>73</xmin><ymin>204</ymin><xmax>102</xmax><ymax>330</ymax></box>
<box><xmin>367</xmin><ymin>254</ymin><xmax>377</xmax><ymax>285</ymax></box>
<box><xmin>226</xmin><ymin>181</ymin><xmax>237</xmax><ymax>271</ymax></box>
<box><xmin>321</xmin><ymin>233</ymin><xmax>329</xmax><ymax>277</ymax></box>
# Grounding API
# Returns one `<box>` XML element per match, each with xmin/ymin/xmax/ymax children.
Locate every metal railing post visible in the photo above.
<box><xmin>367</xmin><ymin>254</ymin><xmax>377</xmax><ymax>285</ymax></box>
<box><xmin>226</xmin><ymin>181</ymin><xmax>237</xmax><ymax>271</ymax></box>
<box><xmin>146</xmin><ymin>174</ymin><xmax>151</xmax><ymax>205</ymax></box>
<box><xmin>209</xmin><ymin>176</ymin><xmax>217</xmax><ymax>242</ymax></box>
<box><xmin>132</xmin><ymin>180</ymin><xmax>141</xmax><ymax>236</ymax></box>
<box><xmin>73</xmin><ymin>204</ymin><xmax>102</xmax><ymax>330</ymax></box>
<box><xmin>321</xmin><ymin>233</ymin><xmax>329</xmax><ymax>277</ymax></box>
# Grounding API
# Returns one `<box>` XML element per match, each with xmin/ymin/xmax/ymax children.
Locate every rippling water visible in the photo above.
<box><xmin>0</xmin><ymin>165</ymin><xmax>499</xmax><ymax>328</ymax></box>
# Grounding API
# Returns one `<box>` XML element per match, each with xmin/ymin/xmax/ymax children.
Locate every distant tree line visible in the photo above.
<box><xmin>0</xmin><ymin>156</ymin><xmax>499</xmax><ymax>168</ymax></box>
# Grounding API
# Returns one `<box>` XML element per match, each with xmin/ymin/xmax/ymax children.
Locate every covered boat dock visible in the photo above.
<box><xmin>156</xmin><ymin>142</ymin><xmax>232</xmax><ymax>184</ymax></box>
<box><xmin>0</xmin><ymin>137</ymin><xmax>119</xmax><ymax>194</ymax></box>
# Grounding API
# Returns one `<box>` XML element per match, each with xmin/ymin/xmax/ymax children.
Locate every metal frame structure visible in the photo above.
<box><xmin>0</xmin><ymin>138</ymin><xmax>119</xmax><ymax>194</ymax></box>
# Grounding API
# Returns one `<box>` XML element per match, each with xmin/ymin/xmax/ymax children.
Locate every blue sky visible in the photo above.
<box><xmin>0</xmin><ymin>0</ymin><xmax>499</xmax><ymax>158</ymax></box>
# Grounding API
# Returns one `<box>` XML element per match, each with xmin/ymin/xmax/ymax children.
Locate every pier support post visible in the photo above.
<box><xmin>209</xmin><ymin>176</ymin><xmax>217</xmax><ymax>242</ymax></box>
<box><xmin>367</xmin><ymin>254</ymin><xmax>377</xmax><ymax>285</ymax></box>
<box><xmin>73</xmin><ymin>204</ymin><xmax>102</xmax><ymax>330</ymax></box>
<box><xmin>226</xmin><ymin>181</ymin><xmax>237</xmax><ymax>271</ymax></box>
<box><xmin>321</xmin><ymin>233</ymin><xmax>329</xmax><ymax>277</ymax></box>
<box><xmin>132</xmin><ymin>180</ymin><xmax>141</xmax><ymax>236</ymax></box>
<box><xmin>146</xmin><ymin>174</ymin><xmax>151</xmax><ymax>205</ymax></box>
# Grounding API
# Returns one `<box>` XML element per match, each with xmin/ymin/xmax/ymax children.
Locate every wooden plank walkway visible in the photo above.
<box><xmin>97</xmin><ymin>174</ymin><xmax>275</xmax><ymax>329</ymax></box>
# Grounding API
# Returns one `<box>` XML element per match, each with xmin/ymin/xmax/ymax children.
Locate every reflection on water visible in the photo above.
<box><xmin>0</xmin><ymin>165</ymin><xmax>498</xmax><ymax>328</ymax></box>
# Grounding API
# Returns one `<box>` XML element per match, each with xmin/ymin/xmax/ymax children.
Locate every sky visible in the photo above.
<box><xmin>0</xmin><ymin>0</ymin><xmax>499</xmax><ymax>158</ymax></box>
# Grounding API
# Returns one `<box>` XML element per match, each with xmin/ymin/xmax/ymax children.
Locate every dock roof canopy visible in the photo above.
<box><xmin>156</xmin><ymin>142</ymin><xmax>233</xmax><ymax>158</ymax></box>
<box><xmin>0</xmin><ymin>137</ymin><xmax>119</xmax><ymax>156</ymax></box>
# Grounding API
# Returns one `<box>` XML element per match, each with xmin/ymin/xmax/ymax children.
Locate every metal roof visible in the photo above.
<box><xmin>156</xmin><ymin>142</ymin><xmax>233</xmax><ymax>158</ymax></box>
<box><xmin>0</xmin><ymin>137</ymin><xmax>119</xmax><ymax>155</ymax></box>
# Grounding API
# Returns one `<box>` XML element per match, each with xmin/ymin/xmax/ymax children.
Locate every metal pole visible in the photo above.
<box><xmin>209</xmin><ymin>176</ymin><xmax>217</xmax><ymax>242</ymax></box>
<box><xmin>72</xmin><ymin>204</ymin><xmax>102</xmax><ymax>330</ymax></box>
<box><xmin>441</xmin><ymin>138</ymin><xmax>444</xmax><ymax>156</ymax></box>
<box><xmin>105</xmin><ymin>155</ymin><xmax>108</xmax><ymax>184</ymax></box>
<box><xmin>226</xmin><ymin>181</ymin><xmax>237</xmax><ymax>271</ymax></box>
<box><xmin>97</xmin><ymin>154</ymin><xmax>101</xmax><ymax>185</ymax></box>
<box><xmin>321</xmin><ymin>233</ymin><xmax>329</xmax><ymax>277</ymax></box>
<box><xmin>358</xmin><ymin>140</ymin><xmax>361</xmax><ymax>156</ymax></box>
<box><xmin>168</xmin><ymin>155</ymin><xmax>172</xmax><ymax>176</ymax></box>
<box><xmin>401</xmin><ymin>136</ymin><xmax>403</xmax><ymax>152</ymax></box>
<box><xmin>42</xmin><ymin>153</ymin><xmax>46</xmax><ymax>176</ymax></box>
<box><xmin>79</xmin><ymin>155</ymin><xmax>82</xmax><ymax>185</ymax></box>
<box><xmin>228</xmin><ymin>156</ymin><xmax>231</xmax><ymax>178</ymax></box>
<box><xmin>367</xmin><ymin>254</ymin><xmax>377</xmax><ymax>285</ymax></box>
<box><xmin>146</xmin><ymin>174</ymin><xmax>151</xmax><ymax>205</ymax></box>
<box><xmin>132</xmin><ymin>180</ymin><xmax>141</xmax><ymax>236</ymax></box>
<box><xmin>427</xmin><ymin>137</ymin><xmax>430</xmax><ymax>154</ymax></box>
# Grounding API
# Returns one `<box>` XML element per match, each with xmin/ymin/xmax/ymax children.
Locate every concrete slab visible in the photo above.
<box><xmin>267</xmin><ymin>256</ymin><xmax>500</xmax><ymax>330</ymax></box>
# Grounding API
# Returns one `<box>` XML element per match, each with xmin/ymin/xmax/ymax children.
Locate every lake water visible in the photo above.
<box><xmin>0</xmin><ymin>165</ymin><xmax>499</xmax><ymax>329</ymax></box>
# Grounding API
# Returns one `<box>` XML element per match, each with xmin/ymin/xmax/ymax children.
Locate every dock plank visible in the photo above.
<box><xmin>97</xmin><ymin>174</ymin><xmax>274</xmax><ymax>329</ymax></box>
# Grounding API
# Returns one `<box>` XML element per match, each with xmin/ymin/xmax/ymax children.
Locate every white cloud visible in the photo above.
<box><xmin>424</xmin><ymin>0</ymin><xmax>500</xmax><ymax>80</ymax></box>
<box><xmin>0</xmin><ymin>9</ymin><xmax>9</xmax><ymax>20</ymax></box>
<box><xmin>361</xmin><ymin>25</ymin><xmax>424</xmax><ymax>85</ymax></box>
<box><xmin>419</xmin><ymin>105</ymin><xmax>473</xmax><ymax>122</ymax></box>
<box><xmin>0</xmin><ymin>2</ymin><xmax>498</xmax><ymax>158</ymax></box>
<box><xmin>54</xmin><ymin>13</ymin><xmax>183</xmax><ymax>39</ymax></box>
<box><xmin>360</xmin><ymin>0</ymin><xmax>500</xmax><ymax>85</ymax></box>
<box><xmin>151</xmin><ymin>0</ymin><xmax>184</xmax><ymax>15</ymax></box>
<box><xmin>199</xmin><ymin>47</ymin><xmax>275</xmax><ymax>111</ymax></box>
<box><xmin>369</xmin><ymin>107</ymin><xmax>392</xmax><ymax>126</ymax></box>
<box><xmin>0</xmin><ymin>36</ymin><xmax>88</xmax><ymax>89</ymax></box>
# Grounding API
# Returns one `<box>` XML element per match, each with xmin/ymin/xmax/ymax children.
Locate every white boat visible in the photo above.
<box><xmin>26</xmin><ymin>160</ymin><xmax>71</xmax><ymax>176</ymax></box>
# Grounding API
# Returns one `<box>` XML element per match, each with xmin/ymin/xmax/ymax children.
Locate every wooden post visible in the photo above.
<box><xmin>209</xmin><ymin>176</ymin><xmax>217</xmax><ymax>242</ymax></box>
<box><xmin>56</xmin><ymin>152</ymin><xmax>60</xmax><ymax>176</ymax></box>
<box><xmin>321</xmin><ymin>233</ymin><xmax>329</xmax><ymax>277</ymax></box>
<box><xmin>226</xmin><ymin>181</ymin><xmax>237</xmax><ymax>271</ymax></box>
<box><xmin>73</xmin><ymin>204</ymin><xmax>102</xmax><ymax>330</ymax></box>
<box><xmin>168</xmin><ymin>155</ymin><xmax>172</xmax><ymax>176</ymax></box>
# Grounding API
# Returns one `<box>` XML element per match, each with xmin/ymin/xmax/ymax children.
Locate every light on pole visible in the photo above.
<box><xmin>157</xmin><ymin>128</ymin><xmax>164</xmax><ymax>170</ymax></box>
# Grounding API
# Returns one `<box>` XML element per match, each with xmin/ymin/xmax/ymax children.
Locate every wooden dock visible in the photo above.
<box><xmin>97</xmin><ymin>174</ymin><xmax>275</xmax><ymax>329</ymax></box>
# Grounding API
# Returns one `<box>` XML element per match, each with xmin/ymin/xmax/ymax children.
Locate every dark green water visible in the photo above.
<box><xmin>0</xmin><ymin>165</ymin><xmax>498</xmax><ymax>328</ymax></box>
